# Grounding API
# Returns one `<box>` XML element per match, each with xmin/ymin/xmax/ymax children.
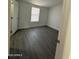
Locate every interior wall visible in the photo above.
<box><xmin>12</xmin><ymin>0</ymin><xmax>19</xmax><ymax>34</ymax></box>
<box><xmin>18</xmin><ymin>1</ymin><xmax>49</xmax><ymax>29</ymax></box>
<box><xmin>47</xmin><ymin>3</ymin><xmax>63</xmax><ymax>31</ymax></box>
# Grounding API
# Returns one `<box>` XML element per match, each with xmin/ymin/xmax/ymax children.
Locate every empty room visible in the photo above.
<box><xmin>9</xmin><ymin>0</ymin><xmax>70</xmax><ymax>59</ymax></box>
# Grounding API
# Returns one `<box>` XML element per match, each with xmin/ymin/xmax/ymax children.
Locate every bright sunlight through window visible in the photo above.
<box><xmin>31</xmin><ymin>7</ymin><xmax>40</xmax><ymax>22</ymax></box>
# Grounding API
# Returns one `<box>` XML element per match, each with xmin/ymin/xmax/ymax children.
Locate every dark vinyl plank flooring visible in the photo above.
<box><xmin>10</xmin><ymin>26</ymin><xmax>58</xmax><ymax>59</ymax></box>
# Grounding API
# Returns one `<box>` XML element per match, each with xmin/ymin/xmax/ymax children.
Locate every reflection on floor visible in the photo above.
<box><xmin>9</xmin><ymin>26</ymin><xmax>58</xmax><ymax>59</ymax></box>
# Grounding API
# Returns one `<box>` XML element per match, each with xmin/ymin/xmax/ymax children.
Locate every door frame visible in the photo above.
<box><xmin>55</xmin><ymin>0</ymin><xmax>71</xmax><ymax>59</ymax></box>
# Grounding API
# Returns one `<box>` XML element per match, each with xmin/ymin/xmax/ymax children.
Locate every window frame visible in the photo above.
<box><xmin>30</xmin><ymin>7</ymin><xmax>40</xmax><ymax>22</ymax></box>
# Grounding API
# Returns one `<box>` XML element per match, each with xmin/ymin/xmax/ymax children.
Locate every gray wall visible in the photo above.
<box><xmin>12</xmin><ymin>0</ymin><xmax>19</xmax><ymax>34</ymax></box>
<box><xmin>47</xmin><ymin>4</ymin><xmax>63</xmax><ymax>31</ymax></box>
<box><xmin>18</xmin><ymin>1</ymin><xmax>49</xmax><ymax>29</ymax></box>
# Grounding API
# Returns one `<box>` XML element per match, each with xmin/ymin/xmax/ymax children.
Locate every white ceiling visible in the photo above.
<box><xmin>23</xmin><ymin>0</ymin><xmax>63</xmax><ymax>7</ymax></box>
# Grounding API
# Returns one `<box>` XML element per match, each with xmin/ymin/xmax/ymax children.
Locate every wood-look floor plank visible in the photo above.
<box><xmin>10</xmin><ymin>26</ymin><xmax>58</xmax><ymax>59</ymax></box>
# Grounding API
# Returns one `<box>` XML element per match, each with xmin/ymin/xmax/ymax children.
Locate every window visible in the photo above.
<box><xmin>31</xmin><ymin>7</ymin><xmax>40</xmax><ymax>22</ymax></box>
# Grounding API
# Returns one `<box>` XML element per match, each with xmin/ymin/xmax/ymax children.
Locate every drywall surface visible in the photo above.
<box><xmin>47</xmin><ymin>4</ymin><xmax>63</xmax><ymax>31</ymax></box>
<box><xmin>18</xmin><ymin>1</ymin><xmax>49</xmax><ymax>29</ymax></box>
<box><xmin>12</xmin><ymin>0</ymin><xmax>19</xmax><ymax>34</ymax></box>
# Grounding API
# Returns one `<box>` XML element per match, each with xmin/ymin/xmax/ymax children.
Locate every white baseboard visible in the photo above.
<box><xmin>47</xmin><ymin>25</ymin><xmax>59</xmax><ymax>31</ymax></box>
